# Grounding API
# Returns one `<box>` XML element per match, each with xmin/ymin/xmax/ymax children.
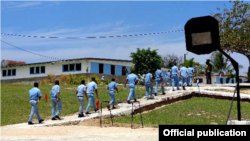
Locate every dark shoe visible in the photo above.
<box><xmin>95</xmin><ymin>109</ymin><xmax>98</xmax><ymax>112</ymax></box>
<box><xmin>78</xmin><ymin>114</ymin><xmax>84</xmax><ymax>118</ymax></box>
<box><xmin>112</xmin><ymin>106</ymin><xmax>117</xmax><ymax>109</ymax></box>
<box><xmin>172</xmin><ymin>89</ymin><xmax>175</xmax><ymax>91</ymax></box>
<box><xmin>85</xmin><ymin>112</ymin><xmax>91</xmax><ymax>115</ymax></box>
<box><xmin>55</xmin><ymin>115</ymin><xmax>61</xmax><ymax>120</ymax></box>
<box><xmin>163</xmin><ymin>93</ymin><xmax>166</xmax><ymax>95</ymax></box>
<box><xmin>134</xmin><ymin>99</ymin><xmax>137</xmax><ymax>102</ymax></box>
<box><xmin>127</xmin><ymin>100</ymin><xmax>131</xmax><ymax>104</ymax></box>
<box><xmin>183</xmin><ymin>86</ymin><xmax>186</xmax><ymax>90</ymax></box>
<box><xmin>177</xmin><ymin>89</ymin><xmax>181</xmax><ymax>90</ymax></box>
<box><xmin>39</xmin><ymin>119</ymin><xmax>44</xmax><ymax>123</ymax></box>
<box><xmin>51</xmin><ymin>117</ymin><xmax>57</xmax><ymax>120</ymax></box>
<box><xmin>154</xmin><ymin>93</ymin><xmax>157</xmax><ymax>96</ymax></box>
<box><xmin>28</xmin><ymin>121</ymin><xmax>34</xmax><ymax>125</ymax></box>
<box><xmin>107</xmin><ymin>105</ymin><xmax>111</xmax><ymax>110</ymax></box>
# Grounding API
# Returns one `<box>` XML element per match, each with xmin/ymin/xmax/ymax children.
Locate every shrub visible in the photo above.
<box><xmin>40</xmin><ymin>79</ymin><xmax>50</xmax><ymax>85</ymax></box>
<box><xmin>47</xmin><ymin>74</ymin><xmax>56</xmax><ymax>83</ymax></box>
<box><xmin>60</xmin><ymin>75</ymin><xmax>68</xmax><ymax>84</ymax></box>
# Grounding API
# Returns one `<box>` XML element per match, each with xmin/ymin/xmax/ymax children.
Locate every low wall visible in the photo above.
<box><xmin>1</xmin><ymin>73</ymin><xmax>127</xmax><ymax>84</ymax></box>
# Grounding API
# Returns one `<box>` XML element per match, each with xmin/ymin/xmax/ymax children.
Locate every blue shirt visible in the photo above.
<box><xmin>108</xmin><ymin>81</ymin><xmax>117</xmax><ymax>91</ymax></box>
<box><xmin>171</xmin><ymin>66</ymin><xmax>178</xmax><ymax>75</ymax></box>
<box><xmin>145</xmin><ymin>73</ymin><xmax>153</xmax><ymax>83</ymax></box>
<box><xmin>187</xmin><ymin>67</ymin><xmax>194</xmax><ymax>76</ymax></box>
<box><xmin>165</xmin><ymin>72</ymin><xmax>171</xmax><ymax>79</ymax></box>
<box><xmin>77</xmin><ymin>84</ymin><xmax>86</xmax><ymax>96</ymax></box>
<box><xmin>126</xmin><ymin>73</ymin><xmax>138</xmax><ymax>85</ymax></box>
<box><xmin>29</xmin><ymin>87</ymin><xmax>42</xmax><ymax>100</ymax></box>
<box><xmin>50</xmin><ymin>85</ymin><xmax>60</xmax><ymax>99</ymax></box>
<box><xmin>86</xmin><ymin>81</ymin><xmax>97</xmax><ymax>94</ymax></box>
<box><xmin>180</xmin><ymin>67</ymin><xmax>188</xmax><ymax>77</ymax></box>
<box><xmin>155</xmin><ymin>69</ymin><xmax>163</xmax><ymax>81</ymax></box>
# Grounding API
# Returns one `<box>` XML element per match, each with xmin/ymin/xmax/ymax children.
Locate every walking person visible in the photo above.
<box><xmin>28</xmin><ymin>82</ymin><xmax>44</xmax><ymax>125</ymax></box>
<box><xmin>205</xmin><ymin>59</ymin><xmax>212</xmax><ymax>84</ymax></box>
<box><xmin>50</xmin><ymin>80</ymin><xmax>62</xmax><ymax>120</ymax></box>
<box><xmin>85</xmin><ymin>77</ymin><xmax>99</xmax><ymax>114</ymax></box>
<box><xmin>165</xmin><ymin>70</ymin><xmax>171</xmax><ymax>86</ymax></box>
<box><xmin>107</xmin><ymin>78</ymin><xmax>119</xmax><ymax>110</ymax></box>
<box><xmin>219</xmin><ymin>71</ymin><xmax>223</xmax><ymax>84</ymax></box>
<box><xmin>124</xmin><ymin>69</ymin><xmax>139</xmax><ymax>104</ymax></box>
<box><xmin>171</xmin><ymin>63</ymin><xmax>180</xmax><ymax>91</ymax></box>
<box><xmin>76</xmin><ymin>80</ymin><xmax>88</xmax><ymax>118</ymax></box>
<box><xmin>154</xmin><ymin>67</ymin><xmax>165</xmax><ymax>96</ymax></box>
<box><xmin>187</xmin><ymin>65</ymin><xmax>195</xmax><ymax>86</ymax></box>
<box><xmin>180</xmin><ymin>65</ymin><xmax>188</xmax><ymax>90</ymax></box>
<box><xmin>145</xmin><ymin>71</ymin><xmax>154</xmax><ymax>99</ymax></box>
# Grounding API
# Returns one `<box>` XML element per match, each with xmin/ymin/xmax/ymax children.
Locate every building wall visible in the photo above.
<box><xmin>89</xmin><ymin>60</ymin><xmax>132</xmax><ymax>76</ymax></box>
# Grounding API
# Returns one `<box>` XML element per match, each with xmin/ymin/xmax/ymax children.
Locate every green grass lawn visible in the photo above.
<box><xmin>1</xmin><ymin>83</ymin><xmax>146</xmax><ymax>126</ymax></box>
<box><xmin>103</xmin><ymin>97</ymin><xmax>250</xmax><ymax>127</ymax></box>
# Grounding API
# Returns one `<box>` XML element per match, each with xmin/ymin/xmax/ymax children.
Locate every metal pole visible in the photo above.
<box><xmin>219</xmin><ymin>48</ymin><xmax>241</xmax><ymax>121</ymax></box>
<box><xmin>226</xmin><ymin>85</ymin><xmax>237</xmax><ymax>125</ymax></box>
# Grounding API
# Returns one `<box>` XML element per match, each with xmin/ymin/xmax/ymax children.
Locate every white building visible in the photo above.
<box><xmin>1</xmin><ymin>58</ymin><xmax>169</xmax><ymax>83</ymax></box>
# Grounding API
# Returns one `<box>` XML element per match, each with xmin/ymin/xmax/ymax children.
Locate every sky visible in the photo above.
<box><xmin>1</xmin><ymin>1</ymin><xmax>249</xmax><ymax>75</ymax></box>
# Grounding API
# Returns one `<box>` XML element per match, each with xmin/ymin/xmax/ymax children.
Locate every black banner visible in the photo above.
<box><xmin>159</xmin><ymin>125</ymin><xmax>249</xmax><ymax>140</ymax></box>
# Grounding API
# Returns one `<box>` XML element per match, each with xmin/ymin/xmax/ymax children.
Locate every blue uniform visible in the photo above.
<box><xmin>171</xmin><ymin>66</ymin><xmax>180</xmax><ymax>90</ymax></box>
<box><xmin>108</xmin><ymin>81</ymin><xmax>117</xmax><ymax>106</ymax></box>
<box><xmin>28</xmin><ymin>87</ymin><xmax>42</xmax><ymax>122</ymax></box>
<box><xmin>180</xmin><ymin>67</ymin><xmax>188</xmax><ymax>86</ymax></box>
<box><xmin>127</xmin><ymin>73</ymin><xmax>138</xmax><ymax>101</ymax></box>
<box><xmin>165</xmin><ymin>72</ymin><xmax>171</xmax><ymax>86</ymax></box>
<box><xmin>155</xmin><ymin>69</ymin><xmax>165</xmax><ymax>94</ymax></box>
<box><xmin>86</xmin><ymin>81</ymin><xmax>98</xmax><ymax>112</ymax></box>
<box><xmin>50</xmin><ymin>85</ymin><xmax>62</xmax><ymax>118</ymax></box>
<box><xmin>145</xmin><ymin>73</ymin><xmax>153</xmax><ymax>98</ymax></box>
<box><xmin>77</xmin><ymin>84</ymin><xmax>86</xmax><ymax>114</ymax></box>
<box><xmin>187</xmin><ymin>67</ymin><xmax>194</xmax><ymax>86</ymax></box>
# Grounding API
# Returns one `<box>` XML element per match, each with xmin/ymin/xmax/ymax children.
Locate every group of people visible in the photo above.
<box><xmin>28</xmin><ymin>77</ymin><xmax>119</xmax><ymax>125</ymax></box>
<box><xmin>28</xmin><ymin>65</ymin><xmax>195</xmax><ymax>125</ymax></box>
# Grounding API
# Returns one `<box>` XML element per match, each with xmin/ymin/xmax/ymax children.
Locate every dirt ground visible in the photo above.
<box><xmin>1</xmin><ymin>125</ymin><xmax>158</xmax><ymax>141</ymax></box>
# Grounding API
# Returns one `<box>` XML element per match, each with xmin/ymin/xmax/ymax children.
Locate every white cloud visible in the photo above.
<box><xmin>2</xmin><ymin>1</ymin><xmax>60</xmax><ymax>10</ymax></box>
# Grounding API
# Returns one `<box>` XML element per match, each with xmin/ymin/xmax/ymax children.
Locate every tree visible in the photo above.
<box><xmin>179</xmin><ymin>58</ymin><xmax>203</xmax><ymax>76</ymax></box>
<box><xmin>130</xmin><ymin>48</ymin><xmax>162</xmax><ymax>75</ymax></box>
<box><xmin>212</xmin><ymin>0</ymin><xmax>250</xmax><ymax>81</ymax></box>
<box><xmin>210</xmin><ymin>51</ymin><xmax>233</xmax><ymax>74</ymax></box>
<box><xmin>161</xmin><ymin>53</ymin><xmax>183</xmax><ymax>69</ymax></box>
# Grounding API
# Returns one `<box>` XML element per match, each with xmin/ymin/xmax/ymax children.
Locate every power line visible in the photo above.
<box><xmin>0</xmin><ymin>40</ymin><xmax>62</xmax><ymax>61</ymax></box>
<box><xmin>1</xmin><ymin>29</ymin><xmax>184</xmax><ymax>39</ymax></box>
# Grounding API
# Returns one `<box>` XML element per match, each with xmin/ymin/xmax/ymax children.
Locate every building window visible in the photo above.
<box><xmin>41</xmin><ymin>66</ymin><xmax>45</xmax><ymax>73</ymax></box>
<box><xmin>62</xmin><ymin>63</ymin><xmax>81</xmax><ymax>72</ymax></box>
<box><xmin>111</xmin><ymin>65</ymin><xmax>115</xmax><ymax>75</ymax></box>
<box><xmin>99</xmin><ymin>63</ymin><xmax>104</xmax><ymax>74</ymax></box>
<box><xmin>2</xmin><ymin>69</ymin><xmax>16</xmax><ymax>77</ymax></box>
<box><xmin>30</xmin><ymin>66</ymin><xmax>45</xmax><ymax>75</ymax></box>
<box><xmin>76</xmin><ymin>63</ymin><xmax>81</xmax><ymax>71</ymax></box>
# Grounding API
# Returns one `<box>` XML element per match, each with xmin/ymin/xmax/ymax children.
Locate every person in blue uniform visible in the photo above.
<box><xmin>165</xmin><ymin>70</ymin><xmax>171</xmax><ymax>86</ymax></box>
<box><xmin>171</xmin><ymin>63</ymin><xmax>180</xmax><ymax>91</ymax></box>
<box><xmin>124</xmin><ymin>69</ymin><xmax>139</xmax><ymax>104</ymax></box>
<box><xmin>107</xmin><ymin>78</ymin><xmax>119</xmax><ymax>110</ymax></box>
<box><xmin>76</xmin><ymin>80</ymin><xmax>88</xmax><ymax>118</ymax></box>
<box><xmin>85</xmin><ymin>77</ymin><xmax>99</xmax><ymax>114</ymax></box>
<box><xmin>180</xmin><ymin>65</ymin><xmax>188</xmax><ymax>90</ymax></box>
<box><xmin>187</xmin><ymin>65</ymin><xmax>195</xmax><ymax>86</ymax></box>
<box><xmin>50</xmin><ymin>80</ymin><xmax>62</xmax><ymax>120</ymax></box>
<box><xmin>145</xmin><ymin>72</ymin><xmax>154</xmax><ymax>99</ymax></box>
<box><xmin>28</xmin><ymin>82</ymin><xmax>44</xmax><ymax>125</ymax></box>
<box><xmin>154</xmin><ymin>67</ymin><xmax>165</xmax><ymax>96</ymax></box>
